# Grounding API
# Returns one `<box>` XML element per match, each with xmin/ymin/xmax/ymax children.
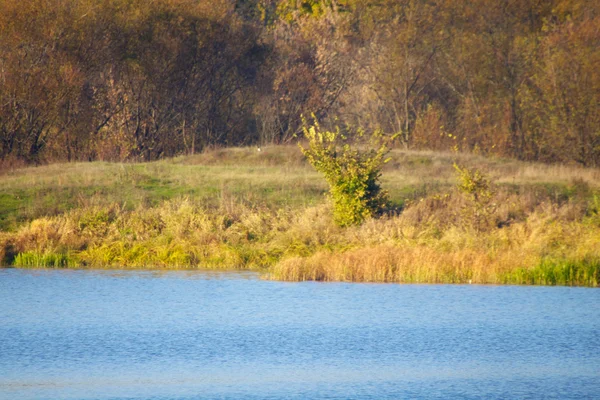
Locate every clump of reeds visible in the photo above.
<box><xmin>13</xmin><ymin>251</ymin><xmax>76</xmax><ymax>268</ymax></box>
<box><xmin>0</xmin><ymin>198</ymin><xmax>331</xmax><ymax>269</ymax></box>
<box><xmin>268</xmin><ymin>245</ymin><xmax>599</xmax><ymax>286</ymax></box>
<box><xmin>267</xmin><ymin>184</ymin><xmax>600</xmax><ymax>286</ymax></box>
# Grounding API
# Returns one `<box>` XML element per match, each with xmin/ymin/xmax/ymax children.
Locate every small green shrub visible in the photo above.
<box><xmin>587</xmin><ymin>193</ymin><xmax>600</xmax><ymax>217</ymax></box>
<box><xmin>300</xmin><ymin>118</ymin><xmax>393</xmax><ymax>226</ymax></box>
<box><xmin>454</xmin><ymin>163</ymin><xmax>493</xmax><ymax>201</ymax></box>
<box><xmin>453</xmin><ymin>163</ymin><xmax>496</xmax><ymax>231</ymax></box>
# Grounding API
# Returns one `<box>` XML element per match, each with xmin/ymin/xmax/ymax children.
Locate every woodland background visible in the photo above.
<box><xmin>1</xmin><ymin>0</ymin><xmax>598</xmax><ymax>166</ymax></box>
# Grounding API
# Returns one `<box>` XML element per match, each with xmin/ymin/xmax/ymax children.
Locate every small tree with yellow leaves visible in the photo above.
<box><xmin>299</xmin><ymin>117</ymin><xmax>394</xmax><ymax>226</ymax></box>
<box><xmin>453</xmin><ymin>163</ymin><xmax>496</xmax><ymax>231</ymax></box>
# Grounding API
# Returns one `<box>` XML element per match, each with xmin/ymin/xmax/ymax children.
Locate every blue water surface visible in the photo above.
<box><xmin>0</xmin><ymin>268</ymin><xmax>599</xmax><ymax>400</ymax></box>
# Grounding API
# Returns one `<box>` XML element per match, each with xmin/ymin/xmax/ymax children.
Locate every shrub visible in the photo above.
<box><xmin>299</xmin><ymin>118</ymin><xmax>393</xmax><ymax>226</ymax></box>
<box><xmin>453</xmin><ymin>163</ymin><xmax>496</xmax><ymax>231</ymax></box>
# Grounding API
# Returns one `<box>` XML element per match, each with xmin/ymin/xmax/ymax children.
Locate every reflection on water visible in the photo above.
<box><xmin>1</xmin><ymin>268</ymin><xmax>599</xmax><ymax>400</ymax></box>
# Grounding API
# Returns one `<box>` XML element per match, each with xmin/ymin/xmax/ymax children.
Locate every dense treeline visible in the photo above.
<box><xmin>1</xmin><ymin>0</ymin><xmax>598</xmax><ymax>166</ymax></box>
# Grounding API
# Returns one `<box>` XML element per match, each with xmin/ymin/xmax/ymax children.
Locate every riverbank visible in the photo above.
<box><xmin>1</xmin><ymin>146</ymin><xmax>599</xmax><ymax>286</ymax></box>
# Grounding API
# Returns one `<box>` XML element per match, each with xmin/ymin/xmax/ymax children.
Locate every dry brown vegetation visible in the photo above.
<box><xmin>1</xmin><ymin>0</ymin><xmax>599</xmax><ymax>166</ymax></box>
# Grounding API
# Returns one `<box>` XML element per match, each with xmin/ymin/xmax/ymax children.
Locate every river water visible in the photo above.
<box><xmin>0</xmin><ymin>268</ymin><xmax>599</xmax><ymax>399</ymax></box>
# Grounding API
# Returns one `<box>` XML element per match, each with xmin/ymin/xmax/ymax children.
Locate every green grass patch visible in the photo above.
<box><xmin>13</xmin><ymin>251</ymin><xmax>76</xmax><ymax>268</ymax></box>
<box><xmin>503</xmin><ymin>257</ymin><xmax>600</xmax><ymax>286</ymax></box>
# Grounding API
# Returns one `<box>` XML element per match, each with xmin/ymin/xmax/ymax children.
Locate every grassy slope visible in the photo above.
<box><xmin>1</xmin><ymin>145</ymin><xmax>600</xmax><ymax>286</ymax></box>
<box><xmin>0</xmin><ymin>147</ymin><xmax>322</xmax><ymax>231</ymax></box>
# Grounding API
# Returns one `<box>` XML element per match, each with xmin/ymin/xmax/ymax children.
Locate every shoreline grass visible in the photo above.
<box><xmin>1</xmin><ymin>146</ymin><xmax>600</xmax><ymax>286</ymax></box>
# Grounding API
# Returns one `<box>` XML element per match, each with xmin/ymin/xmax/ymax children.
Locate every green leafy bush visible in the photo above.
<box><xmin>299</xmin><ymin>118</ymin><xmax>393</xmax><ymax>226</ymax></box>
<box><xmin>453</xmin><ymin>163</ymin><xmax>496</xmax><ymax>231</ymax></box>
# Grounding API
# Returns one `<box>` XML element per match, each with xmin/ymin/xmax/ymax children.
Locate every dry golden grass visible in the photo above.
<box><xmin>2</xmin><ymin>193</ymin><xmax>597</xmax><ymax>285</ymax></box>
<box><xmin>268</xmin><ymin>209</ymin><xmax>600</xmax><ymax>286</ymax></box>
